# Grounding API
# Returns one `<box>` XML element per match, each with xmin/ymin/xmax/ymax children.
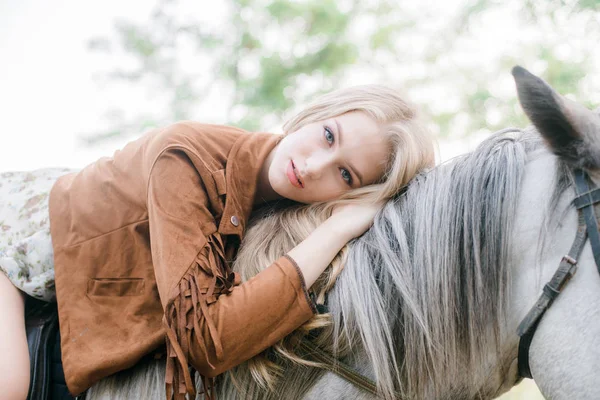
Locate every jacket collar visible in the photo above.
<box><xmin>217</xmin><ymin>132</ymin><xmax>281</xmax><ymax>240</ymax></box>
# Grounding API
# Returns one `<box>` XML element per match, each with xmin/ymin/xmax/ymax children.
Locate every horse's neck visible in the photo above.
<box><xmin>509</xmin><ymin>153</ymin><xmax>575</xmax><ymax>329</ymax></box>
<box><xmin>300</xmin><ymin>352</ymin><xmax>378</xmax><ymax>400</ymax></box>
<box><xmin>302</xmin><ymin>373</ymin><xmax>374</xmax><ymax>400</ymax></box>
<box><xmin>511</xmin><ymin>154</ymin><xmax>600</xmax><ymax>399</ymax></box>
<box><xmin>503</xmin><ymin>153</ymin><xmax>580</xmax><ymax>393</ymax></box>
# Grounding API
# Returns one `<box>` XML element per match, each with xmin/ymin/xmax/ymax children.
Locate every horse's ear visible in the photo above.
<box><xmin>512</xmin><ymin>65</ymin><xmax>600</xmax><ymax>169</ymax></box>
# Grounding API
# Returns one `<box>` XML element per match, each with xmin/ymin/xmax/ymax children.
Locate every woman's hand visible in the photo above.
<box><xmin>287</xmin><ymin>201</ymin><xmax>384</xmax><ymax>289</ymax></box>
<box><xmin>328</xmin><ymin>201</ymin><xmax>385</xmax><ymax>240</ymax></box>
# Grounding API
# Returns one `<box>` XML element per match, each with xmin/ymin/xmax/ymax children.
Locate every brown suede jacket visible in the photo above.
<box><xmin>48</xmin><ymin>121</ymin><xmax>317</xmax><ymax>399</ymax></box>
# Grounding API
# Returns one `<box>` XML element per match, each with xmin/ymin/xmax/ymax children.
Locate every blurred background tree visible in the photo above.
<box><xmin>84</xmin><ymin>0</ymin><xmax>600</xmax><ymax>150</ymax></box>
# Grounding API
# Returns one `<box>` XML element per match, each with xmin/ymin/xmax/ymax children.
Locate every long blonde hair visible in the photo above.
<box><xmin>229</xmin><ymin>85</ymin><xmax>436</xmax><ymax>393</ymax></box>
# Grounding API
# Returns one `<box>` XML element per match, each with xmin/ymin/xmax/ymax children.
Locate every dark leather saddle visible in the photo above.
<box><xmin>25</xmin><ymin>296</ymin><xmax>77</xmax><ymax>400</ymax></box>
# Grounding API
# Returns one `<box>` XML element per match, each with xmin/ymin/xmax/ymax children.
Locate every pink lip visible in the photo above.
<box><xmin>286</xmin><ymin>160</ymin><xmax>303</xmax><ymax>189</ymax></box>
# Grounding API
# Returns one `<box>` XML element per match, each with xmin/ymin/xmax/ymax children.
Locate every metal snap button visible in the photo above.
<box><xmin>230</xmin><ymin>215</ymin><xmax>240</xmax><ymax>227</ymax></box>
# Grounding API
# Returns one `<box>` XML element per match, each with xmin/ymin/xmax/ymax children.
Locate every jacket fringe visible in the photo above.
<box><xmin>163</xmin><ymin>233</ymin><xmax>237</xmax><ymax>400</ymax></box>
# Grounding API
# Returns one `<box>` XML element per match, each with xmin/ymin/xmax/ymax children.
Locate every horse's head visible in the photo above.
<box><xmin>513</xmin><ymin>65</ymin><xmax>600</xmax><ymax>172</ymax></box>
<box><xmin>509</xmin><ymin>66</ymin><xmax>600</xmax><ymax>399</ymax></box>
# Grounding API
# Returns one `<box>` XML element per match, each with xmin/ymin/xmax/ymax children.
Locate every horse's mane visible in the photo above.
<box><xmin>332</xmin><ymin>128</ymin><xmax>531</xmax><ymax>399</ymax></box>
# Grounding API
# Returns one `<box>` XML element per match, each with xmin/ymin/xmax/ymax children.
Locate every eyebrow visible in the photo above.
<box><xmin>335</xmin><ymin>118</ymin><xmax>364</xmax><ymax>187</ymax></box>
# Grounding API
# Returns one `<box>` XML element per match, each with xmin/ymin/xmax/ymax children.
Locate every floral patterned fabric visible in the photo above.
<box><xmin>0</xmin><ymin>168</ymin><xmax>74</xmax><ymax>302</ymax></box>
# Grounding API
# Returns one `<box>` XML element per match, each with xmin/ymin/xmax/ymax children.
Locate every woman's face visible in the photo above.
<box><xmin>266</xmin><ymin>111</ymin><xmax>389</xmax><ymax>203</ymax></box>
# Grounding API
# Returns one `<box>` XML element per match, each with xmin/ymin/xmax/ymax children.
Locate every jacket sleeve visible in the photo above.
<box><xmin>147</xmin><ymin>147</ymin><xmax>317</xmax><ymax>399</ymax></box>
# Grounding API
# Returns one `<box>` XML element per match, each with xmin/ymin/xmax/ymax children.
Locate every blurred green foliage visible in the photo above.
<box><xmin>85</xmin><ymin>0</ymin><xmax>600</xmax><ymax>144</ymax></box>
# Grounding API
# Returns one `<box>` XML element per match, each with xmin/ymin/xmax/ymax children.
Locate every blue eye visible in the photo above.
<box><xmin>341</xmin><ymin>168</ymin><xmax>353</xmax><ymax>185</ymax></box>
<box><xmin>324</xmin><ymin>126</ymin><xmax>334</xmax><ymax>144</ymax></box>
<box><xmin>323</xmin><ymin>125</ymin><xmax>352</xmax><ymax>186</ymax></box>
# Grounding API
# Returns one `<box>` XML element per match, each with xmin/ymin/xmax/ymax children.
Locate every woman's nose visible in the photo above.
<box><xmin>303</xmin><ymin>153</ymin><xmax>334</xmax><ymax>180</ymax></box>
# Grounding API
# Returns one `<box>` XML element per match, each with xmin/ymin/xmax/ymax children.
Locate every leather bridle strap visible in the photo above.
<box><xmin>297</xmin><ymin>338</ymin><xmax>400</xmax><ymax>399</ymax></box>
<box><xmin>516</xmin><ymin>212</ymin><xmax>585</xmax><ymax>378</ymax></box>
<box><xmin>573</xmin><ymin>169</ymin><xmax>600</xmax><ymax>274</ymax></box>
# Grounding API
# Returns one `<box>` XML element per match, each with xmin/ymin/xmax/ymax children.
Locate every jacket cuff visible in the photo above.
<box><xmin>280</xmin><ymin>254</ymin><xmax>318</xmax><ymax>315</ymax></box>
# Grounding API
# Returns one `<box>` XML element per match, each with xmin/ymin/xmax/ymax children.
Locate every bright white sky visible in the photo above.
<box><xmin>0</xmin><ymin>0</ymin><xmax>157</xmax><ymax>171</ymax></box>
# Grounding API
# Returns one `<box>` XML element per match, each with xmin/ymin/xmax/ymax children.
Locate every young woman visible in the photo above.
<box><xmin>0</xmin><ymin>85</ymin><xmax>435</xmax><ymax>400</ymax></box>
